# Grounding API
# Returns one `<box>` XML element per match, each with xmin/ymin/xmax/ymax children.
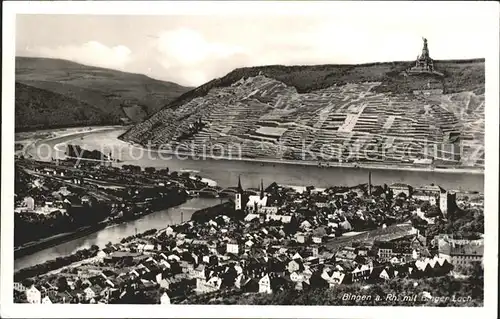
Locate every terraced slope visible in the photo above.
<box><xmin>15</xmin><ymin>57</ymin><xmax>191</xmax><ymax>127</ymax></box>
<box><xmin>121</xmin><ymin>59</ymin><xmax>485</xmax><ymax>168</ymax></box>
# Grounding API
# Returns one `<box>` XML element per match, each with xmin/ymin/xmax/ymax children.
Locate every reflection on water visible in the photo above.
<box><xmin>14</xmin><ymin>198</ymin><xmax>223</xmax><ymax>271</ymax></box>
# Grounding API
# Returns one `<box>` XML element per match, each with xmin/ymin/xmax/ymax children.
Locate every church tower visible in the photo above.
<box><xmin>235</xmin><ymin>175</ymin><xmax>243</xmax><ymax>211</ymax></box>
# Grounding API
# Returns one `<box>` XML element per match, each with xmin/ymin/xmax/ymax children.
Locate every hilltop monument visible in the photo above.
<box><xmin>408</xmin><ymin>38</ymin><xmax>443</xmax><ymax>76</ymax></box>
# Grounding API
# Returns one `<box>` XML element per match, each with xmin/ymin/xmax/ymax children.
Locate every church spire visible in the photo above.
<box><xmin>237</xmin><ymin>175</ymin><xmax>243</xmax><ymax>193</ymax></box>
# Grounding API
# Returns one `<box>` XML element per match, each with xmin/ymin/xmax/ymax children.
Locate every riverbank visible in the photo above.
<box><xmin>14</xmin><ymin>194</ymin><xmax>189</xmax><ymax>260</ymax></box>
<box><xmin>125</xmin><ymin>141</ymin><xmax>484</xmax><ymax>175</ymax></box>
<box><xmin>14</xmin><ymin>197</ymin><xmax>222</xmax><ymax>274</ymax></box>
<box><xmin>17</xmin><ymin>125</ymin><xmax>128</xmax><ymax>159</ymax></box>
<box><xmin>14</xmin><ymin>223</ymin><xmax>107</xmax><ymax>259</ymax></box>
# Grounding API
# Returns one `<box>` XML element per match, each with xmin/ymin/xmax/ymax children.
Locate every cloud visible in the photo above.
<box><xmin>156</xmin><ymin>28</ymin><xmax>244</xmax><ymax>65</ymax></box>
<box><xmin>31</xmin><ymin>41</ymin><xmax>133</xmax><ymax>70</ymax></box>
<box><xmin>153</xmin><ymin>28</ymin><xmax>247</xmax><ymax>85</ymax></box>
<box><xmin>19</xmin><ymin>16</ymin><xmax>487</xmax><ymax>88</ymax></box>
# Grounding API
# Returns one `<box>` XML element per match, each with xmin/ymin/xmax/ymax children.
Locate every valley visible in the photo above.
<box><xmin>15</xmin><ymin>57</ymin><xmax>191</xmax><ymax>130</ymax></box>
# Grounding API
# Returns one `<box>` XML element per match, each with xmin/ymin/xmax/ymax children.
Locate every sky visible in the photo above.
<box><xmin>15</xmin><ymin>4</ymin><xmax>491</xmax><ymax>87</ymax></box>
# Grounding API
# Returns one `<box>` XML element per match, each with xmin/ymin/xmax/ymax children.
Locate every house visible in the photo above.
<box><xmin>351</xmin><ymin>264</ymin><xmax>373</xmax><ymax>282</ymax></box>
<box><xmin>312</xmin><ymin>236</ymin><xmax>322</xmax><ymax>244</ymax></box>
<box><xmin>94</xmin><ymin>250</ymin><xmax>107</xmax><ymax>263</ymax></box>
<box><xmin>26</xmin><ymin>285</ymin><xmax>41</xmax><ymax>304</ymax></box>
<box><xmin>24</xmin><ymin>196</ymin><xmax>35</xmax><ymax>210</ymax></box>
<box><xmin>294</xmin><ymin>233</ymin><xmax>306</xmax><ymax>244</ymax></box>
<box><xmin>369</xmin><ymin>266</ymin><xmax>395</xmax><ymax>281</ymax></box>
<box><xmin>260</xmin><ymin>206</ymin><xmax>278</xmax><ymax>214</ymax></box>
<box><xmin>287</xmin><ymin>259</ymin><xmax>303</xmax><ymax>273</ymax></box>
<box><xmin>335</xmin><ymin>247</ymin><xmax>357</xmax><ymax>262</ymax></box>
<box><xmin>294</xmin><ymin>279</ymin><xmax>311</xmax><ymax>291</ymax></box>
<box><xmin>167</xmin><ymin>254</ymin><xmax>181</xmax><ymax>262</ymax></box>
<box><xmin>244</xmin><ymin>213</ymin><xmax>259</xmax><ymax>222</ymax></box>
<box><xmin>379</xmin><ymin>268</ymin><xmax>395</xmax><ymax>280</ymax></box>
<box><xmin>14</xmin><ymin>282</ymin><xmax>27</xmax><ymax>292</ymax></box>
<box><xmin>165</xmin><ymin>226</ymin><xmax>175</xmax><ymax>237</ymax></box>
<box><xmin>160</xmin><ymin>259</ymin><xmax>171</xmax><ymax>269</ymax></box>
<box><xmin>356</xmin><ymin>247</ymin><xmax>369</xmax><ymax>257</ymax></box>
<box><xmin>415</xmin><ymin>256</ymin><xmax>453</xmax><ymax>276</ymax></box>
<box><xmin>234</xmin><ymin>273</ymin><xmax>245</xmax><ymax>289</ymax></box>
<box><xmin>196</xmin><ymin>276</ymin><xmax>222</xmax><ymax>294</ymax></box>
<box><xmin>377</xmin><ymin>242</ymin><xmax>394</xmax><ymax>260</ymax></box>
<box><xmin>392</xmin><ymin>247</ymin><xmax>414</xmax><ymax>263</ymax></box>
<box><xmin>41</xmin><ymin>296</ymin><xmax>52</xmax><ymax>304</ymax></box>
<box><xmin>389</xmin><ymin>183</ymin><xmax>412</xmax><ymax>197</ymax></box>
<box><xmin>180</xmin><ymin>260</ymin><xmax>194</xmax><ymax>273</ymax></box>
<box><xmin>289</xmin><ymin>271</ymin><xmax>304</xmax><ymax>282</ymax></box>
<box><xmin>412</xmin><ymin>184</ymin><xmax>445</xmax><ymax>205</ymax></box>
<box><xmin>234</xmin><ymin>264</ymin><xmax>243</xmax><ymax>275</ymax></box>
<box><xmin>192</xmin><ymin>264</ymin><xmax>206</xmax><ymax>279</ymax></box>
<box><xmin>438</xmin><ymin>239</ymin><xmax>484</xmax><ymax>266</ymax></box>
<box><xmin>311</xmin><ymin>246</ymin><xmax>319</xmax><ymax>257</ymax></box>
<box><xmin>245</xmin><ymin>239</ymin><xmax>254</xmax><ymax>249</ymax></box>
<box><xmin>258</xmin><ymin>274</ymin><xmax>272</xmax><ymax>294</ymax></box>
<box><xmin>160</xmin><ymin>292</ymin><xmax>170</xmax><ymax>305</ymax></box>
<box><xmin>300</xmin><ymin>220</ymin><xmax>312</xmax><ymax>230</ymax></box>
<box><xmin>321</xmin><ymin>268</ymin><xmax>347</xmax><ymax>287</ymax></box>
<box><xmin>84</xmin><ymin>287</ymin><xmax>96</xmax><ymax>301</ymax></box>
<box><xmin>158</xmin><ymin>278</ymin><xmax>171</xmax><ymax>289</ymax></box>
<box><xmin>292</xmin><ymin>252</ymin><xmax>303</xmax><ymax>261</ymax></box>
<box><xmin>246</xmin><ymin>194</ymin><xmax>268</xmax><ymax>213</ymax></box>
<box><xmin>226</xmin><ymin>240</ymin><xmax>240</xmax><ymax>255</ymax></box>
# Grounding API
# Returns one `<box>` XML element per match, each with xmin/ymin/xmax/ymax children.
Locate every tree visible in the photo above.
<box><xmin>455</xmin><ymin>261</ymin><xmax>483</xmax><ymax>280</ymax></box>
<box><xmin>424</xmin><ymin>206</ymin><xmax>442</xmax><ymax>218</ymax></box>
<box><xmin>420</xmin><ymin>201</ymin><xmax>431</xmax><ymax>212</ymax></box>
<box><xmin>57</xmin><ymin>277</ymin><xmax>69</xmax><ymax>292</ymax></box>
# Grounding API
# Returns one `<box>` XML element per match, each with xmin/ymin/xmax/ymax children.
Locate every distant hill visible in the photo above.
<box><xmin>120</xmin><ymin>59</ymin><xmax>485</xmax><ymax>168</ymax></box>
<box><xmin>15</xmin><ymin>82</ymin><xmax>113</xmax><ymax>130</ymax></box>
<box><xmin>15</xmin><ymin>57</ymin><xmax>192</xmax><ymax>129</ymax></box>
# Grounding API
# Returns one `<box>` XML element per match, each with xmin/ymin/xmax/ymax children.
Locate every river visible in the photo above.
<box><xmin>15</xmin><ymin>127</ymin><xmax>484</xmax><ymax>270</ymax></box>
<box><xmin>26</xmin><ymin>128</ymin><xmax>484</xmax><ymax>192</ymax></box>
<box><xmin>14</xmin><ymin>197</ymin><xmax>224</xmax><ymax>271</ymax></box>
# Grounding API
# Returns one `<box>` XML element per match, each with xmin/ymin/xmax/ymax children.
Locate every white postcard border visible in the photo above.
<box><xmin>2</xmin><ymin>1</ymin><xmax>499</xmax><ymax>318</ymax></box>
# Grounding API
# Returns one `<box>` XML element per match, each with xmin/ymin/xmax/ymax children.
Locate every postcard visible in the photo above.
<box><xmin>1</xmin><ymin>1</ymin><xmax>498</xmax><ymax>318</ymax></box>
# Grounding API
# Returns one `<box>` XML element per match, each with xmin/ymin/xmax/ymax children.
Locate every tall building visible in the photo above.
<box><xmin>235</xmin><ymin>175</ymin><xmax>243</xmax><ymax>211</ymax></box>
<box><xmin>438</xmin><ymin>236</ymin><xmax>484</xmax><ymax>266</ymax></box>
<box><xmin>439</xmin><ymin>191</ymin><xmax>457</xmax><ymax>218</ymax></box>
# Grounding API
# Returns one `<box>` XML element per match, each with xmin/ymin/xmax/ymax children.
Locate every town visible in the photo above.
<box><xmin>14</xmin><ymin>155</ymin><xmax>208</xmax><ymax>255</ymax></box>
<box><xmin>13</xmin><ymin>158</ymin><xmax>484</xmax><ymax>306</ymax></box>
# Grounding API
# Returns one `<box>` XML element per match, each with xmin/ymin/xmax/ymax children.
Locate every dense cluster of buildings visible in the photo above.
<box><xmin>15</xmin><ymin>175</ymin><xmax>483</xmax><ymax>304</ymax></box>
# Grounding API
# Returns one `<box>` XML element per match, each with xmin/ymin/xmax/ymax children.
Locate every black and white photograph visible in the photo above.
<box><xmin>1</xmin><ymin>1</ymin><xmax>498</xmax><ymax>318</ymax></box>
